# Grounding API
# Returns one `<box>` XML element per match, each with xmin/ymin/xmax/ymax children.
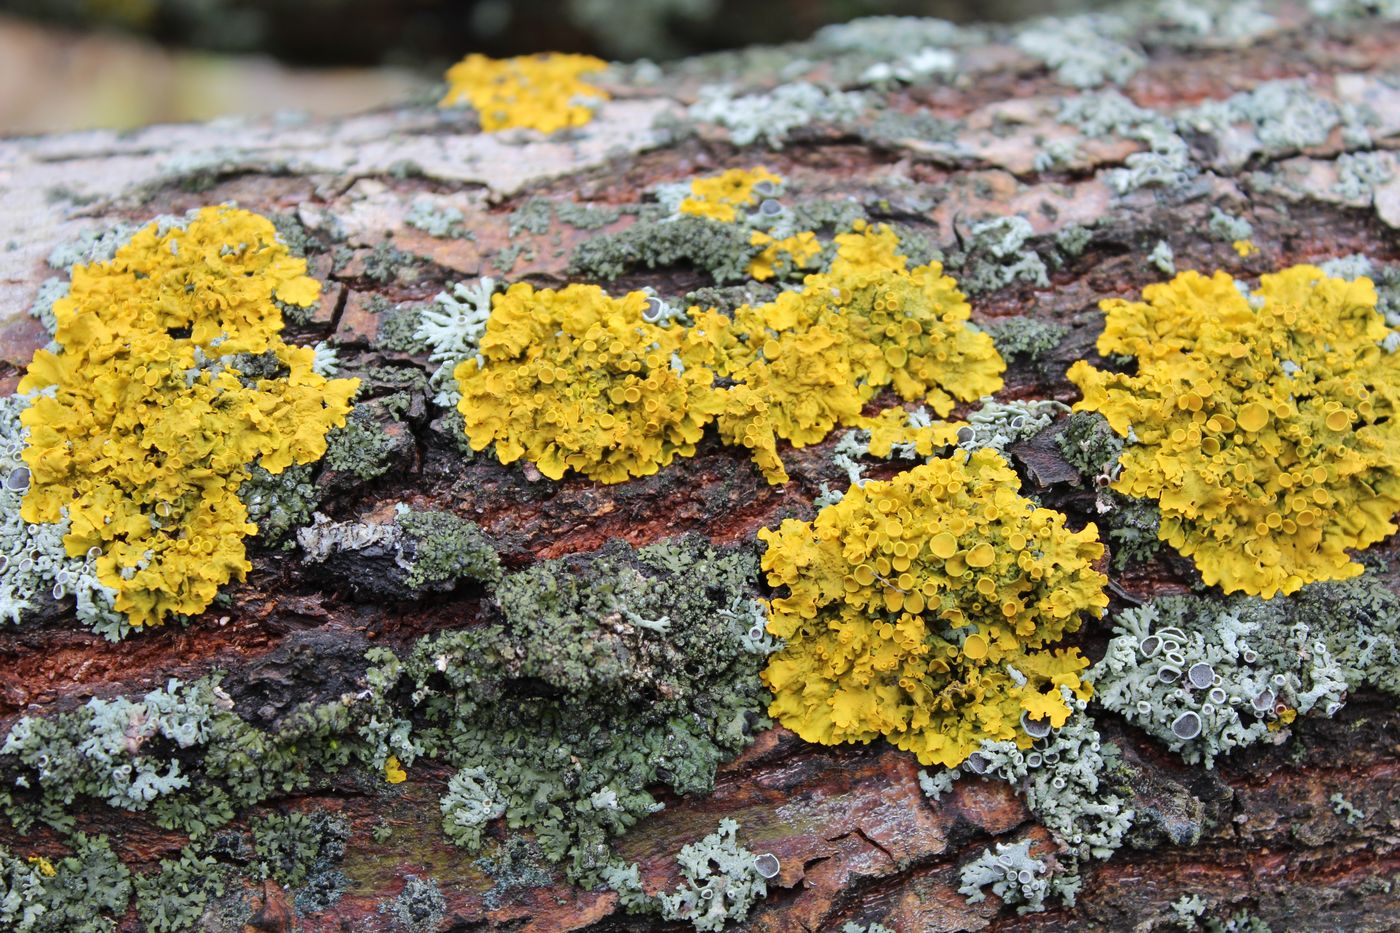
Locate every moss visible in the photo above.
<box><xmin>569</xmin><ymin>212</ymin><xmax>759</xmax><ymax>283</ymax></box>
<box><xmin>362</xmin><ymin>535</ymin><xmax>770</xmax><ymax>883</ymax></box>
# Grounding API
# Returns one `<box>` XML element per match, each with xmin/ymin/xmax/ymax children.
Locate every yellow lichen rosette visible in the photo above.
<box><xmin>456</xmin><ymin>283</ymin><xmax>722</xmax><ymax>483</ymax></box>
<box><xmin>759</xmin><ymin>449</ymin><xmax>1107</xmax><ymax>768</ymax></box>
<box><xmin>1067</xmin><ymin>266</ymin><xmax>1400</xmax><ymax>598</ymax></box>
<box><xmin>19</xmin><ymin>206</ymin><xmax>358</xmax><ymax>627</ymax></box>
<box><xmin>439</xmin><ymin>52</ymin><xmax>608</xmax><ymax>133</ymax></box>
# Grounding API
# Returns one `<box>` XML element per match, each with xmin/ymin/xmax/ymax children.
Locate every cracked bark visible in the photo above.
<box><xmin>2</xmin><ymin>3</ymin><xmax>1400</xmax><ymax>931</ymax></box>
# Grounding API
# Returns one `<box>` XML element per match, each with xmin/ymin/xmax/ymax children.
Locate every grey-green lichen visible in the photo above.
<box><xmin>239</xmin><ymin>464</ymin><xmax>319</xmax><ymax>551</ymax></box>
<box><xmin>954</xmin><ymin>216</ymin><xmax>1050</xmax><ymax>295</ymax></box>
<box><xmin>360</xmin><ymin>535</ymin><xmax>770</xmax><ymax>884</ymax></box>
<box><xmin>251</xmin><ymin>811</ymin><xmax>349</xmax><ymax>896</ymax></box>
<box><xmin>958</xmin><ymin>838</ymin><xmax>1059</xmax><ymax>914</ymax></box>
<box><xmin>570</xmin><ymin>212</ymin><xmax>759</xmax><ymax>283</ymax></box>
<box><xmin>133</xmin><ymin>847</ymin><xmax>230</xmax><ymax>933</ymax></box>
<box><xmin>929</xmin><ymin>695</ymin><xmax>1133</xmax><ymax>914</ymax></box>
<box><xmin>657</xmin><ymin>819</ymin><xmax>768</xmax><ymax>931</ymax></box>
<box><xmin>297</xmin><ymin>506</ymin><xmax>500</xmax><ymax>598</ymax></box>
<box><xmin>1093</xmin><ymin>570</ymin><xmax>1400</xmax><ymax>766</ymax></box>
<box><xmin>379</xmin><ymin>875</ymin><xmax>446</xmax><ymax>932</ymax></box>
<box><xmin>1149</xmin><ymin>240</ymin><xmax>1176</xmax><ymax>275</ymax></box>
<box><xmin>1015</xmin><ymin>12</ymin><xmax>1144</xmax><ymax>88</ymax></box>
<box><xmin>405</xmin><ymin>197</ymin><xmax>470</xmax><ymax>239</ymax></box>
<box><xmin>323</xmin><ymin>396</ymin><xmax>412</xmax><ymax>483</ymax></box>
<box><xmin>958</xmin><ymin>399</ymin><xmax>1068</xmax><ymax>454</ymax></box>
<box><xmin>0</xmin><ymin>833</ymin><xmax>131</xmax><ymax>933</ymax></box>
<box><xmin>1056</xmin><ymin>411</ymin><xmax>1124</xmax><ymax>480</ymax></box>
<box><xmin>1207</xmin><ymin>208</ymin><xmax>1254</xmax><ymax>243</ymax></box>
<box><xmin>983</xmin><ymin>316</ymin><xmax>1069</xmax><ymax>363</ymax></box>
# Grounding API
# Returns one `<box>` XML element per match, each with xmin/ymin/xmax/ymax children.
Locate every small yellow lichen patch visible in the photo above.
<box><xmin>384</xmin><ymin>755</ymin><xmax>408</xmax><ymax>784</ymax></box>
<box><xmin>677</xmin><ymin>166</ymin><xmax>783</xmax><ymax>223</ymax></box>
<box><xmin>759</xmin><ymin>450</ymin><xmax>1106</xmax><ymax>768</ymax></box>
<box><xmin>1067</xmin><ymin>266</ymin><xmax>1400</xmax><ymax>598</ymax></box>
<box><xmin>20</xmin><ymin>206</ymin><xmax>358</xmax><ymax>627</ymax></box>
<box><xmin>1233</xmin><ymin>239</ymin><xmax>1260</xmax><ymax>257</ymax></box>
<box><xmin>748</xmin><ymin>230</ymin><xmax>822</xmax><ymax>281</ymax></box>
<box><xmin>456</xmin><ymin>283</ymin><xmax>721</xmax><ymax>483</ymax></box>
<box><xmin>440</xmin><ymin>53</ymin><xmax>609</xmax><ymax>133</ymax></box>
<box><xmin>27</xmin><ymin>855</ymin><xmax>56</xmax><ymax>877</ymax></box>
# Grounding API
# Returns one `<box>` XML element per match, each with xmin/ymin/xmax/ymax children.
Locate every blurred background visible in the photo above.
<box><xmin>0</xmin><ymin>0</ymin><xmax>1101</xmax><ymax>135</ymax></box>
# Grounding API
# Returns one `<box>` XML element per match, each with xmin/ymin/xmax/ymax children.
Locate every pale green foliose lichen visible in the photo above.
<box><xmin>657</xmin><ymin>819</ymin><xmax>768</xmax><ymax>931</ymax></box>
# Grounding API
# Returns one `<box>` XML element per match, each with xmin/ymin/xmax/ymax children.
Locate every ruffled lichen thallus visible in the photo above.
<box><xmin>18</xmin><ymin>206</ymin><xmax>357</xmax><ymax>626</ymax></box>
<box><xmin>760</xmin><ymin>449</ymin><xmax>1109</xmax><ymax>768</ymax></box>
<box><xmin>1068</xmin><ymin>266</ymin><xmax>1400</xmax><ymax>598</ymax></box>
<box><xmin>439</xmin><ymin>52</ymin><xmax>609</xmax><ymax>133</ymax></box>
<box><xmin>455</xmin><ymin>222</ymin><xmax>1005</xmax><ymax>485</ymax></box>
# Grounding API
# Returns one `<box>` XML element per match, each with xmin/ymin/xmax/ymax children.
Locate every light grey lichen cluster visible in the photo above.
<box><xmin>929</xmin><ymin>695</ymin><xmax>1133</xmax><ymax>913</ymax></box>
<box><xmin>688</xmin><ymin>82</ymin><xmax>866</xmax><ymax>148</ymax></box>
<box><xmin>0</xmin><ymin>394</ymin><xmax>126</xmax><ymax>639</ymax></box>
<box><xmin>931</xmin><ymin>698</ymin><xmax>1134</xmax><ymax>863</ymax></box>
<box><xmin>957</xmin><ymin>839</ymin><xmax>1057</xmax><ymax>914</ymax></box>
<box><xmin>956</xmin><ymin>399</ymin><xmax>1067</xmax><ymax>455</ymax></box>
<box><xmin>1089</xmin><ymin>583</ymin><xmax>1394</xmax><ymax>766</ymax></box>
<box><xmin>956</xmin><ymin>216</ymin><xmax>1050</xmax><ymax>295</ymax></box>
<box><xmin>440</xmin><ymin>766</ymin><xmax>508</xmax><ymax>850</ymax></box>
<box><xmin>2</xmin><ymin>678</ymin><xmax>220</xmax><ymax>816</ymax></box>
<box><xmin>1176</xmin><ymin>79</ymin><xmax>1377</xmax><ymax>167</ymax></box>
<box><xmin>405</xmin><ymin>196</ymin><xmax>469</xmax><ymax>239</ymax></box>
<box><xmin>412</xmin><ymin>277</ymin><xmax>497</xmax><ymax>407</ymax></box>
<box><xmin>657</xmin><ymin>818</ymin><xmax>769</xmax><ymax>931</ymax></box>
<box><xmin>1014</xmin><ymin>12</ymin><xmax>1144</xmax><ymax>88</ymax></box>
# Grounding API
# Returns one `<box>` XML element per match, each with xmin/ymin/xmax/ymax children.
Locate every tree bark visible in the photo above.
<box><xmin>2</xmin><ymin>3</ymin><xmax>1400</xmax><ymax>931</ymax></box>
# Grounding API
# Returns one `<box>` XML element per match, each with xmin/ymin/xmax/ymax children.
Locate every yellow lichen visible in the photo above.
<box><xmin>1233</xmin><ymin>239</ymin><xmax>1260</xmax><ymax>257</ymax></box>
<box><xmin>719</xmin><ymin>222</ymin><xmax>1005</xmax><ymax>464</ymax></box>
<box><xmin>747</xmin><ymin>230</ymin><xmax>822</xmax><ymax>281</ymax></box>
<box><xmin>384</xmin><ymin>755</ymin><xmax>408</xmax><ymax>784</ymax></box>
<box><xmin>677</xmin><ymin>166</ymin><xmax>783</xmax><ymax>223</ymax></box>
<box><xmin>455</xmin><ymin>224</ymin><xmax>1000</xmax><ymax>486</ymax></box>
<box><xmin>27</xmin><ymin>855</ymin><xmax>56</xmax><ymax>877</ymax></box>
<box><xmin>455</xmin><ymin>283</ymin><xmax>721</xmax><ymax>483</ymax></box>
<box><xmin>759</xmin><ymin>450</ymin><xmax>1106</xmax><ymax>768</ymax></box>
<box><xmin>20</xmin><ymin>206</ymin><xmax>358</xmax><ymax>627</ymax></box>
<box><xmin>439</xmin><ymin>53</ymin><xmax>609</xmax><ymax>133</ymax></box>
<box><xmin>1067</xmin><ymin>266</ymin><xmax>1400</xmax><ymax>598</ymax></box>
